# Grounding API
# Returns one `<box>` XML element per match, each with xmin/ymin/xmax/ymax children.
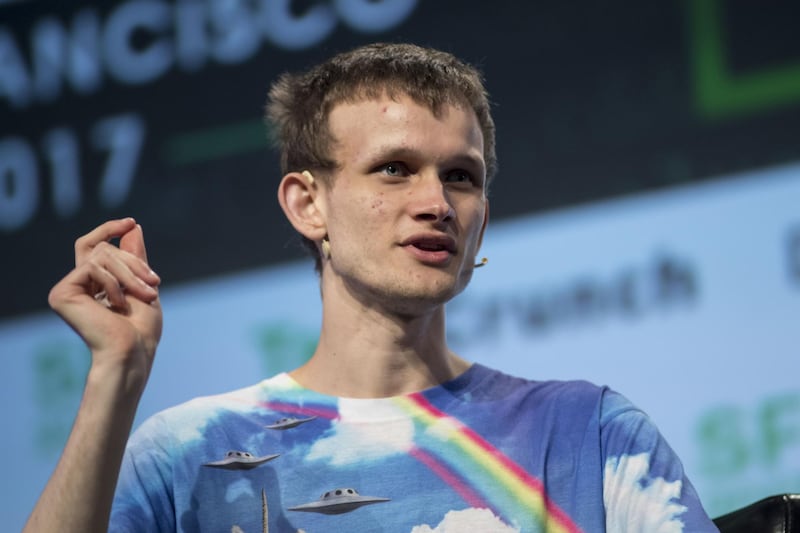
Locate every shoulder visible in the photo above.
<box><xmin>464</xmin><ymin>364</ymin><xmax>614</xmax><ymax>424</ymax></box>
<box><xmin>469</xmin><ymin>363</ymin><xmax>604</xmax><ymax>394</ymax></box>
<box><xmin>475</xmin><ymin>363</ymin><xmax>605</xmax><ymax>398</ymax></box>
<box><xmin>128</xmin><ymin>374</ymin><xmax>293</xmax><ymax>448</ymax></box>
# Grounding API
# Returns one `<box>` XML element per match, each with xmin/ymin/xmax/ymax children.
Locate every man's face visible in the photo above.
<box><xmin>318</xmin><ymin>92</ymin><xmax>489</xmax><ymax>315</ymax></box>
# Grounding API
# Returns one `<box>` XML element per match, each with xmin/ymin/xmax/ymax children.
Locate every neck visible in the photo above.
<box><xmin>289</xmin><ymin>273</ymin><xmax>470</xmax><ymax>398</ymax></box>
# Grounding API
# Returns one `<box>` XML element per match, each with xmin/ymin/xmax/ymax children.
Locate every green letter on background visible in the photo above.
<box><xmin>760</xmin><ymin>393</ymin><xmax>800</xmax><ymax>465</ymax></box>
<box><xmin>687</xmin><ymin>0</ymin><xmax>800</xmax><ymax>119</ymax></box>
<box><xmin>696</xmin><ymin>406</ymin><xmax>749</xmax><ymax>476</ymax></box>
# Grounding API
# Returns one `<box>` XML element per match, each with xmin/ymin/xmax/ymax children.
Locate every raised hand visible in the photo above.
<box><xmin>48</xmin><ymin>217</ymin><xmax>163</xmax><ymax>383</ymax></box>
<box><xmin>24</xmin><ymin>218</ymin><xmax>164</xmax><ymax>533</ymax></box>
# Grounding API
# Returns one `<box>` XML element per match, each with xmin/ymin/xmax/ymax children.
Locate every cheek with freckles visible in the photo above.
<box><xmin>334</xmin><ymin>191</ymin><xmax>387</xmax><ymax>244</ymax></box>
<box><xmin>370</xmin><ymin>193</ymin><xmax>385</xmax><ymax>212</ymax></box>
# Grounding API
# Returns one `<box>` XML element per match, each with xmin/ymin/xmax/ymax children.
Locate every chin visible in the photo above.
<box><xmin>336</xmin><ymin>262</ymin><xmax>474</xmax><ymax>314</ymax></box>
<box><xmin>378</xmin><ymin>276</ymin><xmax>471</xmax><ymax>314</ymax></box>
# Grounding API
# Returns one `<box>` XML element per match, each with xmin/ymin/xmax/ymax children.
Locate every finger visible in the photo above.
<box><xmin>119</xmin><ymin>224</ymin><xmax>160</xmax><ymax>286</ymax></box>
<box><xmin>50</xmin><ymin>261</ymin><xmax>130</xmax><ymax>313</ymax></box>
<box><xmin>67</xmin><ymin>240</ymin><xmax>159</xmax><ymax>308</ymax></box>
<box><xmin>89</xmin><ymin>244</ymin><xmax>159</xmax><ymax>303</ymax></box>
<box><xmin>75</xmin><ymin>218</ymin><xmax>138</xmax><ymax>266</ymax></box>
<box><xmin>92</xmin><ymin>266</ymin><xmax>130</xmax><ymax>311</ymax></box>
<box><xmin>80</xmin><ymin>239</ymin><xmax>160</xmax><ymax>299</ymax></box>
<box><xmin>120</xmin><ymin>223</ymin><xmax>147</xmax><ymax>262</ymax></box>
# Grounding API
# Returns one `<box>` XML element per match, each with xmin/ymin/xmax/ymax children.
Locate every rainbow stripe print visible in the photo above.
<box><xmin>393</xmin><ymin>392</ymin><xmax>583</xmax><ymax>533</ymax></box>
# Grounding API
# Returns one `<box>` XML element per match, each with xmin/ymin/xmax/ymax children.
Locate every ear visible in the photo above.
<box><xmin>277</xmin><ymin>171</ymin><xmax>327</xmax><ymax>241</ymax></box>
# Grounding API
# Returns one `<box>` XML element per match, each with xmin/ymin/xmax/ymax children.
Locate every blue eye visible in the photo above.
<box><xmin>380</xmin><ymin>162</ymin><xmax>409</xmax><ymax>177</ymax></box>
<box><xmin>444</xmin><ymin>170</ymin><xmax>474</xmax><ymax>184</ymax></box>
<box><xmin>385</xmin><ymin>163</ymin><xmax>401</xmax><ymax>176</ymax></box>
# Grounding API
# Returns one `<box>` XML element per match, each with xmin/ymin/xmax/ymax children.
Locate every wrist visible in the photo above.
<box><xmin>85</xmin><ymin>352</ymin><xmax>151</xmax><ymax>402</ymax></box>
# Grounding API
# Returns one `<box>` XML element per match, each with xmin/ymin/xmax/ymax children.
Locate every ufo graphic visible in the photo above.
<box><xmin>264</xmin><ymin>416</ymin><xmax>317</xmax><ymax>430</ymax></box>
<box><xmin>289</xmin><ymin>487</ymin><xmax>390</xmax><ymax>515</ymax></box>
<box><xmin>202</xmin><ymin>450</ymin><xmax>280</xmax><ymax>470</ymax></box>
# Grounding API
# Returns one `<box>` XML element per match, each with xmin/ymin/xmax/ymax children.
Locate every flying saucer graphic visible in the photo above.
<box><xmin>264</xmin><ymin>416</ymin><xmax>317</xmax><ymax>430</ymax></box>
<box><xmin>202</xmin><ymin>450</ymin><xmax>280</xmax><ymax>470</ymax></box>
<box><xmin>289</xmin><ymin>487</ymin><xmax>390</xmax><ymax>515</ymax></box>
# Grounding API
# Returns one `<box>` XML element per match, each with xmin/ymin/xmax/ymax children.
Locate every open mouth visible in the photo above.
<box><xmin>403</xmin><ymin>238</ymin><xmax>457</xmax><ymax>266</ymax></box>
<box><xmin>414</xmin><ymin>242</ymin><xmax>448</xmax><ymax>252</ymax></box>
<box><xmin>405</xmin><ymin>235</ymin><xmax>456</xmax><ymax>254</ymax></box>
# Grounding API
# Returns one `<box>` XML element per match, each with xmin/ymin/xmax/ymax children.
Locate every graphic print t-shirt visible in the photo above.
<box><xmin>110</xmin><ymin>364</ymin><xmax>718</xmax><ymax>532</ymax></box>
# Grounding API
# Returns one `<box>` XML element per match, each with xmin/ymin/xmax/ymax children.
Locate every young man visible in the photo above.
<box><xmin>25</xmin><ymin>43</ymin><xmax>718</xmax><ymax>532</ymax></box>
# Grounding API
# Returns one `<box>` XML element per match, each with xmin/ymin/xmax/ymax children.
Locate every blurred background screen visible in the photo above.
<box><xmin>1</xmin><ymin>1</ymin><xmax>799</xmax><ymax>529</ymax></box>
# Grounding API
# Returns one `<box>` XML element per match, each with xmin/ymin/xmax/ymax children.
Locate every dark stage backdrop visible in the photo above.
<box><xmin>2</xmin><ymin>0</ymin><xmax>800</xmax><ymax>317</ymax></box>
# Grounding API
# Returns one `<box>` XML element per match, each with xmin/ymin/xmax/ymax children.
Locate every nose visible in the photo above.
<box><xmin>410</xmin><ymin>175</ymin><xmax>455</xmax><ymax>223</ymax></box>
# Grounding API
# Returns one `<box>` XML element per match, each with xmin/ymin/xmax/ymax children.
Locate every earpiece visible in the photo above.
<box><xmin>321</xmin><ymin>237</ymin><xmax>331</xmax><ymax>259</ymax></box>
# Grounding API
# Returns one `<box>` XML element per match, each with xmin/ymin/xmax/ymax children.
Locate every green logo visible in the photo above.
<box><xmin>694</xmin><ymin>390</ymin><xmax>800</xmax><ymax>514</ymax></box>
<box><xmin>251</xmin><ymin>322</ymin><xmax>317</xmax><ymax>376</ymax></box>
<box><xmin>687</xmin><ymin>0</ymin><xmax>800</xmax><ymax>119</ymax></box>
<box><xmin>32</xmin><ymin>339</ymin><xmax>90</xmax><ymax>455</ymax></box>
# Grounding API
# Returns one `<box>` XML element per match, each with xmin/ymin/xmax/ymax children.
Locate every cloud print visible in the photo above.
<box><xmin>604</xmin><ymin>453</ymin><xmax>688</xmax><ymax>532</ymax></box>
<box><xmin>410</xmin><ymin>508</ymin><xmax>520</xmax><ymax>533</ymax></box>
<box><xmin>305</xmin><ymin>398</ymin><xmax>414</xmax><ymax>466</ymax></box>
<box><xmin>159</xmin><ymin>397</ymin><xmax>225</xmax><ymax>444</ymax></box>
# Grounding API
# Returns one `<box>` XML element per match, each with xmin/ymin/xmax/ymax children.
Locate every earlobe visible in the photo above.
<box><xmin>277</xmin><ymin>171</ymin><xmax>327</xmax><ymax>241</ymax></box>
